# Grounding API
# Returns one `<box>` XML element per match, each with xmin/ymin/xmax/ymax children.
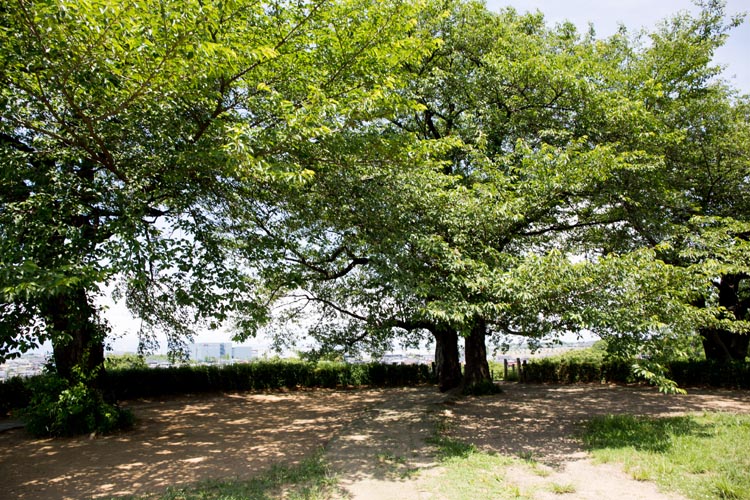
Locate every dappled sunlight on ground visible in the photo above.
<box><xmin>2</xmin><ymin>383</ymin><xmax>749</xmax><ymax>500</ymax></box>
<box><xmin>0</xmin><ymin>388</ymin><xmax>381</xmax><ymax>499</ymax></box>
<box><xmin>447</xmin><ymin>383</ymin><xmax>750</xmax><ymax>466</ymax></box>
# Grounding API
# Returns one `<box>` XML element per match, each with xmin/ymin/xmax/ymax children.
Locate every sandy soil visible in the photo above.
<box><xmin>0</xmin><ymin>389</ymin><xmax>382</xmax><ymax>499</ymax></box>
<box><xmin>1</xmin><ymin>383</ymin><xmax>749</xmax><ymax>500</ymax></box>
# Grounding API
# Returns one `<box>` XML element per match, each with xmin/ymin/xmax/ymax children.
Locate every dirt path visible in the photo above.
<box><xmin>1</xmin><ymin>383</ymin><xmax>749</xmax><ymax>499</ymax></box>
<box><xmin>325</xmin><ymin>386</ymin><xmax>447</xmax><ymax>499</ymax></box>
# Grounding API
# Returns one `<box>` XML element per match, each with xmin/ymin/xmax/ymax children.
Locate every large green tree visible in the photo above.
<box><xmin>230</xmin><ymin>0</ymin><xmax>749</xmax><ymax>391</ymax></box>
<box><xmin>228</xmin><ymin>0</ymin><xmax>634</xmax><ymax>389</ymax></box>
<box><xmin>556</xmin><ymin>1</ymin><xmax>750</xmax><ymax>367</ymax></box>
<box><xmin>0</xmin><ymin>0</ymin><xmax>426</xmax><ymax>384</ymax></box>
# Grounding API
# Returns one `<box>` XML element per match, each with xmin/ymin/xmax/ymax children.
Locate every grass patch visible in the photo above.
<box><xmin>582</xmin><ymin>412</ymin><xmax>750</xmax><ymax>500</ymax></box>
<box><xmin>426</xmin><ymin>417</ymin><xmax>531</xmax><ymax>499</ymax></box>
<box><xmin>121</xmin><ymin>449</ymin><xmax>337</xmax><ymax>500</ymax></box>
<box><xmin>548</xmin><ymin>482</ymin><xmax>576</xmax><ymax>494</ymax></box>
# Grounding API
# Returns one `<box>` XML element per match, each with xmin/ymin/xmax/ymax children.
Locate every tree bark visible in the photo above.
<box><xmin>700</xmin><ymin>274</ymin><xmax>750</xmax><ymax>362</ymax></box>
<box><xmin>463</xmin><ymin>318</ymin><xmax>491</xmax><ymax>387</ymax></box>
<box><xmin>45</xmin><ymin>287</ymin><xmax>106</xmax><ymax>386</ymax></box>
<box><xmin>432</xmin><ymin>324</ymin><xmax>462</xmax><ymax>391</ymax></box>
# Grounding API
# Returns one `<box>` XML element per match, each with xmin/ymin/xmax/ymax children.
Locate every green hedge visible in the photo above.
<box><xmin>666</xmin><ymin>360</ymin><xmax>750</xmax><ymax>389</ymax></box>
<box><xmin>521</xmin><ymin>359</ymin><xmax>634</xmax><ymax>384</ymax></box>
<box><xmin>521</xmin><ymin>358</ymin><xmax>750</xmax><ymax>388</ymax></box>
<box><xmin>105</xmin><ymin>361</ymin><xmax>435</xmax><ymax>399</ymax></box>
<box><xmin>0</xmin><ymin>361</ymin><xmax>435</xmax><ymax>415</ymax></box>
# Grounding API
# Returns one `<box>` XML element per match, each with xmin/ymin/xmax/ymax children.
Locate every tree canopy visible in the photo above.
<box><xmin>1</xmin><ymin>0</ymin><xmax>747</xmax><ymax>394</ymax></box>
<box><xmin>0</xmin><ymin>0</ymin><xmax>429</xmax><ymax>377</ymax></box>
<box><xmin>228</xmin><ymin>0</ymin><xmax>750</xmax><ymax>391</ymax></box>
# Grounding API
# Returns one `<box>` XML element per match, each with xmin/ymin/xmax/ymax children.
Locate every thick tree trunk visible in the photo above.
<box><xmin>700</xmin><ymin>274</ymin><xmax>750</xmax><ymax>362</ymax></box>
<box><xmin>432</xmin><ymin>324</ymin><xmax>462</xmax><ymax>391</ymax></box>
<box><xmin>45</xmin><ymin>287</ymin><xmax>106</xmax><ymax>386</ymax></box>
<box><xmin>463</xmin><ymin>318</ymin><xmax>491</xmax><ymax>387</ymax></box>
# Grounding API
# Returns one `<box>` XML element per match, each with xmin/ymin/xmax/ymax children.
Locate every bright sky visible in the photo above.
<box><xmin>488</xmin><ymin>0</ymin><xmax>750</xmax><ymax>93</ymax></box>
<box><xmin>100</xmin><ymin>0</ymin><xmax>749</xmax><ymax>354</ymax></box>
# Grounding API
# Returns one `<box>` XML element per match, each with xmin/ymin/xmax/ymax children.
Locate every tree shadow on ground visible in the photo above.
<box><xmin>0</xmin><ymin>388</ymin><xmax>382</xmax><ymax>499</ymax></box>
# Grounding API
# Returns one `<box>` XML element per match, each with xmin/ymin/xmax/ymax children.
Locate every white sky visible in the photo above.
<box><xmin>100</xmin><ymin>0</ymin><xmax>750</xmax><ymax>354</ymax></box>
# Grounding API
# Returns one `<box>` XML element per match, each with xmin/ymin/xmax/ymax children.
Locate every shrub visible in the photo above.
<box><xmin>522</xmin><ymin>358</ymin><xmax>634</xmax><ymax>384</ymax></box>
<box><xmin>20</xmin><ymin>374</ymin><xmax>134</xmax><ymax>437</ymax></box>
<box><xmin>104</xmin><ymin>360</ymin><xmax>435</xmax><ymax>400</ymax></box>
<box><xmin>667</xmin><ymin>359</ymin><xmax>750</xmax><ymax>389</ymax></box>
<box><xmin>521</xmin><ymin>357</ymin><xmax>749</xmax><ymax>388</ymax></box>
<box><xmin>104</xmin><ymin>353</ymin><xmax>147</xmax><ymax>370</ymax></box>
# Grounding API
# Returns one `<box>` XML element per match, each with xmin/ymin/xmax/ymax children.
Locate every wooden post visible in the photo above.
<box><xmin>504</xmin><ymin>359</ymin><xmax>508</xmax><ymax>380</ymax></box>
<box><xmin>522</xmin><ymin>359</ymin><xmax>527</xmax><ymax>382</ymax></box>
<box><xmin>517</xmin><ymin>358</ymin><xmax>522</xmax><ymax>381</ymax></box>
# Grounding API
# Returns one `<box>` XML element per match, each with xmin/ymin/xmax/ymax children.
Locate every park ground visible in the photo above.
<box><xmin>1</xmin><ymin>383</ymin><xmax>749</xmax><ymax>499</ymax></box>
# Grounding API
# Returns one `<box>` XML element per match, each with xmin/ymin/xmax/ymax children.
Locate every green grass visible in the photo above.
<box><xmin>425</xmin><ymin>420</ymin><xmax>532</xmax><ymax>499</ymax></box>
<box><xmin>548</xmin><ymin>482</ymin><xmax>576</xmax><ymax>494</ymax></box>
<box><xmin>119</xmin><ymin>449</ymin><xmax>338</xmax><ymax>500</ymax></box>
<box><xmin>582</xmin><ymin>412</ymin><xmax>750</xmax><ymax>500</ymax></box>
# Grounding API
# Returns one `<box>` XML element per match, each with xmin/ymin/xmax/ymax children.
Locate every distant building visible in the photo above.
<box><xmin>232</xmin><ymin>346</ymin><xmax>258</xmax><ymax>361</ymax></box>
<box><xmin>188</xmin><ymin>342</ymin><xmax>260</xmax><ymax>362</ymax></box>
<box><xmin>192</xmin><ymin>342</ymin><xmax>232</xmax><ymax>362</ymax></box>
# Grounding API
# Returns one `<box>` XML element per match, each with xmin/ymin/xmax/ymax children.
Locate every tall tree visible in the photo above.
<box><xmin>229</xmin><ymin>0</ymin><xmax>634</xmax><ymax>389</ymax></box>
<box><xmin>230</xmin><ymin>0</ymin><xmax>749</xmax><ymax>393</ymax></box>
<box><xmin>563</xmin><ymin>1</ymin><xmax>750</xmax><ymax>365</ymax></box>
<box><xmin>0</xmin><ymin>0</ymin><xmax>428</xmax><ymax>384</ymax></box>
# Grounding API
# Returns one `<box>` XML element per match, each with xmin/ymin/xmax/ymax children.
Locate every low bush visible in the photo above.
<box><xmin>20</xmin><ymin>374</ymin><xmax>134</xmax><ymax>437</ymax></box>
<box><xmin>462</xmin><ymin>380</ymin><xmax>503</xmax><ymax>396</ymax></box>
<box><xmin>666</xmin><ymin>359</ymin><xmax>750</xmax><ymax>389</ymax></box>
<box><xmin>521</xmin><ymin>358</ymin><xmax>633</xmax><ymax>384</ymax></box>
<box><xmin>104</xmin><ymin>353</ymin><xmax>147</xmax><ymax>370</ymax></box>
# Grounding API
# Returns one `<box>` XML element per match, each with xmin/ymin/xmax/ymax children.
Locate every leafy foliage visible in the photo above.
<box><xmin>2</xmin><ymin>0</ymin><xmax>748</xmax><ymax>397</ymax></box>
<box><xmin>225</xmin><ymin>0</ymin><xmax>750</xmax><ymax>392</ymax></box>
<box><xmin>20</xmin><ymin>372</ymin><xmax>133</xmax><ymax>437</ymax></box>
<box><xmin>0</xmin><ymin>0</ymin><xmax>436</xmax><ymax>424</ymax></box>
<box><xmin>104</xmin><ymin>353</ymin><xmax>147</xmax><ymax>370</ymax></box>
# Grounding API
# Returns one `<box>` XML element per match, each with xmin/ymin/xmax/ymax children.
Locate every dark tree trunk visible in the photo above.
<box><xmin>700</xmin><ymin>274</ymin><xmax>750</xmax><ymax>362</ymax></box>
<box><xmin>432</xmin><ymin>324</ymin><xmax>462</xmax><ymax>391</ymax></box>
<box><xmin>463</xmin><ymin>318</ymin><xmax>491</xmax><ymax>387</ymax></box>
<box><xmin>45</xmin><ymin>287</ymin><xmax>106</xmax><ymax>386</ymax></box>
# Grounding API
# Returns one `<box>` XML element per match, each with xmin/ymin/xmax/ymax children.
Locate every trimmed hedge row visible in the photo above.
<box><xmin>0</xmin><ymin>361</ymin><xmax>435</xmax><ymax>415</ymax></box>
<box><xmin>666</xmin><ymin>359</ymin><xmax>750</xmax><ymax>389</ymax></box>
<box><xmin>521</xmin><ymin>359</ymin><xmax>634</xmax><ymax>384</ymax></box>
<box><xmin>105</xmin><ymin>360</ymin><xmax>435</xmax><ymax>399</ymax></box>
<box><xmin>522</xmin><ymin>358</ymin><xmax>750</xmax><ymax>389</ymax></box>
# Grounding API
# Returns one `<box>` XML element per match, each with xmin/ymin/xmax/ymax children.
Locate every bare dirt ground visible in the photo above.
<box><xmin>1</xmin><ymin>383</ymin><xmax>749</xmax><ymax>500</ymax></box>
